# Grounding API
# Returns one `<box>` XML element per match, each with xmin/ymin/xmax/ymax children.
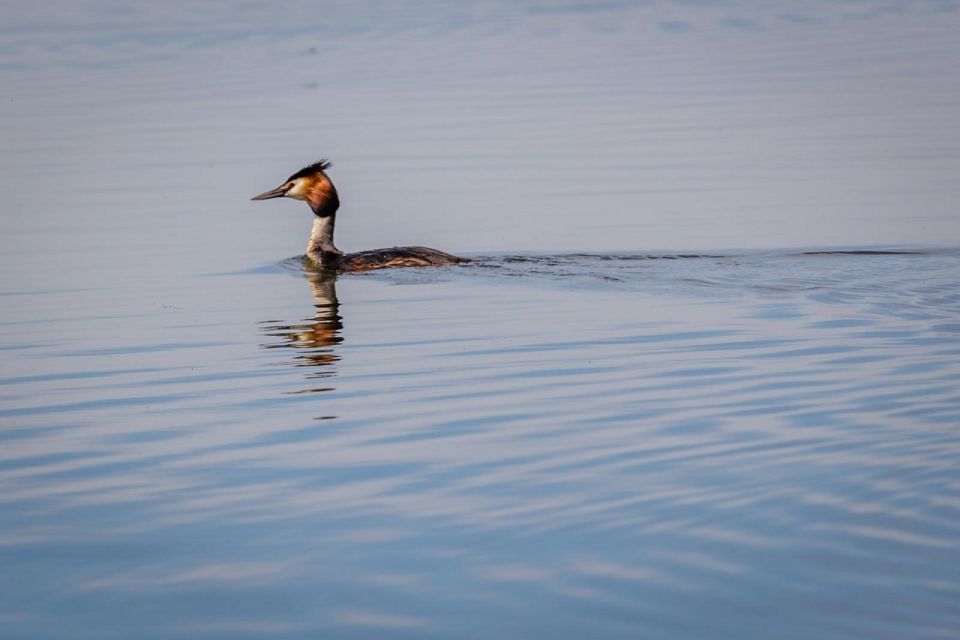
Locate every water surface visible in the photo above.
<box><xmin>2</xmin><ymin>2</ymin><xmax>960</xmax><ymax>639</ymax></box>
<box><xmin>4</xmin><ymin>250</ymin><xmax>960</xmax><ymax>638</ymax></box>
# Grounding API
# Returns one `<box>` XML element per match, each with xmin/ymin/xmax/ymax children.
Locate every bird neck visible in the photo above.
<box><xmin>304</xmin><ymin>177</ymin><xmax>342</xmax><ymax>267</ymax></box>
<box><xmin>307</xmin><ymin>213</ymin><xmax>343</xmax><ymax>266</ymax></box>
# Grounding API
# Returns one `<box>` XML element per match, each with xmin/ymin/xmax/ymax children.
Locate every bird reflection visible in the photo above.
<box><xmin>259</xmin><ymin>260</ymin><xmax>343</xmax><ymax>394</ymax></box>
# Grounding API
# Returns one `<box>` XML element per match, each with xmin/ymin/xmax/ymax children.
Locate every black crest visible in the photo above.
<box><xmin>288</xmin><ymin>159</ymin><xmax>333</xmax><ymax>181</ymax></box>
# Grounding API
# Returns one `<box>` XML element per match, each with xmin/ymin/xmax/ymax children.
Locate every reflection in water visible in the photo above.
<box><xmin>259</xmin><ymin>260</ymin><xmax>342</xmax><ymax>394</ymax></box>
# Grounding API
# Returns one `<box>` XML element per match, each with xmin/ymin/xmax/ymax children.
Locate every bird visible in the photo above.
<box><xmin>251</xmin><ymin>160</ymin><xmax>468</xmax><ymax>272</ymax></box>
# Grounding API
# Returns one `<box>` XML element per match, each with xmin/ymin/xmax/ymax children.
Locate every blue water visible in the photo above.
<box><xmin>3</xmin><ymin>1</ymin><xmax>960</xmax><ymax>638</ymax></box>
<box><xmin>4</xmin><ymin>250</ymin><xmax>960</xmax><ymax>638</ymax></box>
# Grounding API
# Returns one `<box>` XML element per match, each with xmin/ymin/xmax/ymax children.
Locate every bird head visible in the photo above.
<box><xmin>251</xmin><ymin>160</ymin><xmax>339</xmax><ymax>214</ymax></box>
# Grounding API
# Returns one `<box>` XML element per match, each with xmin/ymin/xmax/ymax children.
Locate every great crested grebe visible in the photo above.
<box><xmin>251</xmin><ymin>160</ymin><xmax>468</xmax><ymax>272</ymax></box>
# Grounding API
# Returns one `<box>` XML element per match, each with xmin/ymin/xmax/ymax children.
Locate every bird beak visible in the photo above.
<box><xmin>251</xmin><ymin>185</ymin><xmax>287</xmax><ymax>201</ymax></box>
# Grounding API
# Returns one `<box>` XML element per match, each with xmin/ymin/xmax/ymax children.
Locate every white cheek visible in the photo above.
<box><xmin>287</xmin><ymin>183</ymin><xmax>307</xmax><ymax>199</ymax></box>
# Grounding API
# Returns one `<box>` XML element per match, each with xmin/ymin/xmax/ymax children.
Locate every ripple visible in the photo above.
<box><xmin>3</xmin><ymin>248</ymin><xmax>960</xmax><ymax>639</ymax></box>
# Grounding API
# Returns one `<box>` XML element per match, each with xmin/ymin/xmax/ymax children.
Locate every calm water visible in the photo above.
<box><xmin>3</xmin><ymin>2</ymin><xmax>960</xmax><ymax>639</ymax></box>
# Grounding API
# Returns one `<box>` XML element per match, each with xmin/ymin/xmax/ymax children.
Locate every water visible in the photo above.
<box><xmin>3</xmin><ymin>2</ymin><xmax>960</xmax><ymax>639</ymax></box>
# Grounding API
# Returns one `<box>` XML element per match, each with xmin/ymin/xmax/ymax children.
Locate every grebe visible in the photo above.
<box><xmin>251</xmin><ymin>160</ymin><xmax>468</xmax><ymax>272</ymax></box>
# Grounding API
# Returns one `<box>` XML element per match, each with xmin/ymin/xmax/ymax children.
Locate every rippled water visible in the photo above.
<box><xmin>4</xmin><ymin>250</ymin><xmax>960</xmax><ymax>638</ymax></box>
<box><xmin>3</xmin><ymin>2</ymin><xmax>960</xmax><ymax>639</ymax></box>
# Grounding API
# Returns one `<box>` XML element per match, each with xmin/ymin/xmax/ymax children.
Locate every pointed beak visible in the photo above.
<box><xmin>251</xmin><ymin>186</ymin><xmax>287</xmax><ymax>201</ymax></box>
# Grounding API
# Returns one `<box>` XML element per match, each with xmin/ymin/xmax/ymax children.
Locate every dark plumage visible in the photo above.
<box><xmin>251</xmin><ymin>160</ymin><xmax>468</xmax><ymax>272</ymax></box>
<box><xmin>287</xmin><ymin>159</ymin><xmax>333</xmax><ymax>182</ymax></box>
<box><xmin>337</xmin><ymin>246</ymin><xmax>467</xmax><ymax>272</ymax></box>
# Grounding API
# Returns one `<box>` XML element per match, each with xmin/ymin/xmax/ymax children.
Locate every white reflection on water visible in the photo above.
<box><xmin>77</xmin><ymin>561</ymin><xmax>291</xmax><ymax>592</ymax></box>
